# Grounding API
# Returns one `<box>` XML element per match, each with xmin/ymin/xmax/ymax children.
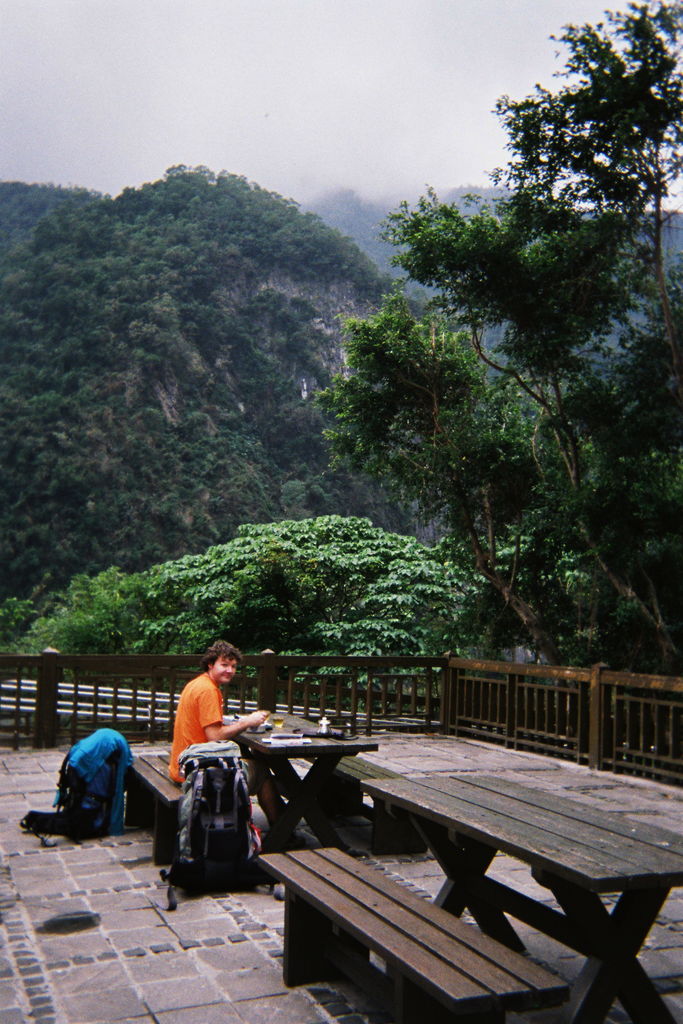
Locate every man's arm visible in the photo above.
<box><xmin>204</xmin><ymin>709</ymin><xmax>269</xmax><ymax>743</ymax></box>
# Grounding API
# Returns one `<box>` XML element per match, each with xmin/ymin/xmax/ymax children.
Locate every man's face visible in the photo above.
<box><xmin>207</xmin><ymin>656</ymin><xmax>238</xmax><ymax>686</ymax></box>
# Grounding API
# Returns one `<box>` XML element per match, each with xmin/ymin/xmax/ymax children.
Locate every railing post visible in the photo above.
<box><xmin>441</xmin><ymin>655</ymin><xmax>454</xmax><ymax>735</ymax></box>
<box><xmin>258</xmin><ymin>649</ymin><xmax>277</xmax><ymax>711</ymax></box>
<box><xmin>506</xmin><ymin>671</ymin><xmax>518</xmax><ymax>748</ymax></box>
<box><xmin>424</xmin><ymin>665</ymin><xmax>433</xmax><ymax>731</ymax></box>
<box><xmin>34</xmin><ymin>647</ymin><xmax>60</xmax><ymax>749</ymax></box>
<box><xmin>588</xmin><ymin>662</ymin><xmax>606</xmax><ymax>770</ymax></box>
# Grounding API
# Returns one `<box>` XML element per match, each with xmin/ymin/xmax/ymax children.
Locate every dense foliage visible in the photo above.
<box><xmin>0</xmin><ymin>167</ymin><xmax>408</xmax><ymax>605</ymax></box>
<box><xmin>21</xmin><ymin>517</ymin><xmax>464</xmax><ymax>656</ymax></box>
<box><xmin>323</xmin><ymin>3</ymin><xmax>683</xmax><ymax>672</ymax></box>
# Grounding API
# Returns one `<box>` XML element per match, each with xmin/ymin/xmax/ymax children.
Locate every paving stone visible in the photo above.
<box><xmin>87</xmin><ymin>891</ymin><xmax>154</xmax><ymax>913</ymax></box>
<box><xmin>216</xmin><ymin>963</ymin><xmax>289</xmax><ymax>1001</ymax></box>
<box><xmin>125</xmin><ymin>951</ymin><xmax>197</xmax><ymax>983</ymax></box>
<box><xmin>23</xmin><ymin>896</ymin><xmax>92</xmax><ymax>923</ymax></box>
<box><xmin>662</xmin><ymin>990</ymin><xmax>683</xmax><ymax>1019</ymax></box>
<box><xmin>99</xmin><ymin>908</ymin><xmax>164</xmax><ymax>932</ymax></box>
<box><xmin>9</xmin><ymin>869</ymin><xmax>72</xmax><ymax>899</ymax></box>
<box><xmin>57</xmin><ymin>983</ymin><xmax>149</xmax><ymax>1022</ymax></box>
<box><xmin>139</xmin><ymin>975</ymin><xmax>224</xmax><ymax>1013</ymax></box>
<box><xmin>48</xmin><ymin>959</ymin><xmax>131</xmax><ymax>995</ymax></box>
<box><xmin>33</xmin><ymin>930</ymin><xmax>113</xmax><ymax>961</ymax></box>
<box><xmin>106</xmin><ymin>926</ymin><xmax>177</xmax><ymax>951</ymax></box>
<box><xmin>197</xmin><ymin>943</ymin><xmax>269</xmax><ymax>973</ymax></box>
<box><xmin>230</xmin><ymin>991</ymin><xmax>325</xmax><ymax>1024</ymax></box>
<box><xmin>152</xmin><ymin>1003</ymin><xmax>243</xmax><ymax>1024</ymax></box>
<box><xmin>638</xmin><ymin>947</ymin><xmax>683</xmax><ymax>976</ymax></box>
<box><xmin>170</xmin><ymin>917</ymin><xmax>247</xmax><ymax>943</ymax></box>
<box><xmin>0</xmin><ymin>979</ymin><xmax>24</xmax><ymax>1009</ymax></box>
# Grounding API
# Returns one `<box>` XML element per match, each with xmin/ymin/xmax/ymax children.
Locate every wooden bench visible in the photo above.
<box><xmin>124</xmin><ymin>753</ymin><xmax>180</xmax><ymax>865</ymax></box>
<box><xmin>322</xmin><ymin>756</ymin><xmax>426</xmax><ymax>854</ymax></box>
<box><xmin>260</xmin><ymin>848</ymin><xmax>568</xmax><ymax>1024</ymax></box>
<box><xmin>124</xmin><ymin>751</ymin><xmax>420</xmax><ymax>861</ymax></box>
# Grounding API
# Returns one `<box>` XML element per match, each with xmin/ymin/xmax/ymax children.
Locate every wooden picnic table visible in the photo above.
<box><xmin>362</xmin><ymin>772</ymin><xmax>683</xmax><ymax>1024</ymax></box>
<box><xmin>235</xmin><ymin>714</ymin><xmax>378</xmax><ymax>852</ymax></box>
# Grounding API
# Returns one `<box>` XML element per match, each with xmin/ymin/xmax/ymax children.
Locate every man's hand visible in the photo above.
<box><xmin>204</xmin><ymin>709</ymin><xmax>270</xmax><ymax>743</ymax></box>
<box><xmin>239</xmin><ymin>710</ymin><xmax>269</xmax><ymax>731</ymax></box>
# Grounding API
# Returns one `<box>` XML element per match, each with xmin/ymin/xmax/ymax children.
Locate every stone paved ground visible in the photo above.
<box><xmin>1</xmin><ymin>735</ymin><xmax>682</xmax><ymax>1024</ymax></box>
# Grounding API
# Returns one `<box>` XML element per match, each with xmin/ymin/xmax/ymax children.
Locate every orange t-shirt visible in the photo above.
<box><xmin>169</xmin><ymin>672</ymin><xmax>223</xmax><ymax>782</ymax></box>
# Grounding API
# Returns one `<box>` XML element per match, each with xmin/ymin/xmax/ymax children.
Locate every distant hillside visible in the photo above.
<box><xmin>0</xmin><ymin>167</ymin><xmax>409</xmax><ymax>603</ymax></box>
<box><xmin>0</xmin><ymin>180</ymin><xmax>98</xmax><ymax>254</ymax></box>
<box><xmin>304</xmin><ymin>185</ymin><xmax>505</xmax><ymax>280</ymax></box>
<box><xmin>305</xmin><ymin>185</ymin><xmax>683</xmax><ymax>281</ymax></box>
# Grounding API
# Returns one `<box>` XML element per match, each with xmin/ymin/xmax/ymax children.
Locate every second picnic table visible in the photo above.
<box><xmin>235</xmin><ymin>714</ymin><xmax>378</xmax><ymax>852</ymax></box>
<box><xmin>362</xmin><ymin>772</ymin><xmax>683</xmax><ymax>1024</ymax></box>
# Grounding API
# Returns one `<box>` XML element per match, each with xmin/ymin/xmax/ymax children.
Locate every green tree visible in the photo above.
<box><xmin>320</xmin><ymin>296</ymin><xmax>566</xmax><ymax>663</ymax></box>
<box><xmin>139</xmin><ymin>516</ymin><xmax>464</xmax><ymax>655</ymax></box>
<box><xmin>495</xmin><ymin>1</ymin><xmax>683</xmax><ymax>408</ymax></box>
<box><xmin>324</xmin><ymin>3</ymin><xmax>683</xmax><ymax>671</ymax></box>
<box><xmin>0</xmin><ymin>597</ymin><xmax>36</xmax><ymax>649</ymax></box>
<box><xmin>23</xmin><ymin>567</ymin><xmax>147</xmax><ymax>654</ymax></box>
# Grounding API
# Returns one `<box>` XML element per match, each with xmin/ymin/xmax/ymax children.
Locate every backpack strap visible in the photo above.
<box><xmin>177</xmin><ymin>766</ymin><xmax>205</xmax><ymax>861</ymax></box>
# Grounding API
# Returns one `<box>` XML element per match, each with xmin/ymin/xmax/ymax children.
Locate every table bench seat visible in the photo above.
<box><xmin>125</xmin><ymin>753</ymin><xmax>179</xmax><ymax>865</ymax></box>
<box><xmin>260</xmin><ymin>847</ymin><xmax>568</xmax><ymax>1024</ymax></box>
<box><xmin>323</xmin><ymin>756</ymin><xmax>426</xmax><ymax>854</ymax></box>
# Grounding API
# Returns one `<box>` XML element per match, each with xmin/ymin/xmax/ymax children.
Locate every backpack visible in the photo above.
<box><xmin>20</xmin><ymin>728</ymin><xmax>133</xmax><ymax>843</ymax></box>
<box><xmin>161</xmin><ymin>741</ymin><xmax>271</xmax><ymax>902</ymax></box>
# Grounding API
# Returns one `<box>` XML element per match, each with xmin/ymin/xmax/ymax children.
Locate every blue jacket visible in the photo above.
<box><xmin>61</xmin><ymin>728</ymin><xmax>133</xmax><ymax>835</ymax></box>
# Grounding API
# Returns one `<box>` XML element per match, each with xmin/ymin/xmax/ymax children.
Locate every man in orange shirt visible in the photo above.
<box><xmin>169</xmin><ymin>640</ymin><xmax>284</xmax><ymax>825</ymax></box>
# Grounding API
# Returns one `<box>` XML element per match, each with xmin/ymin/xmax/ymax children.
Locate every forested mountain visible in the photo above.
<box><xmin>0</xmin><ymin>167</ymin><xmax>409</xmax><ymax>604</ymax></box>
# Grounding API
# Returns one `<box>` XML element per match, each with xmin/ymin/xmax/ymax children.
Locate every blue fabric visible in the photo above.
<box><xmin>60</xmin><ymin>728</ymin><xmax>133</xmax><ymax>835</ymax></box>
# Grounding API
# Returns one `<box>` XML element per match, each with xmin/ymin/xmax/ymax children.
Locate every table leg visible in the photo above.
<box><xmin>261</xmin><ymin>755</ymin><xmax>347</xmax><ymax>852</ymax></box>
<box><xmin>412</xmin><ymin>816</ymin><xmax>526</xmax><ymax>952</ymax></box>
<box><xmin>542</xmin><ymin>875</ymin><xmax>674</xmax><ymax>1024</ymax></box>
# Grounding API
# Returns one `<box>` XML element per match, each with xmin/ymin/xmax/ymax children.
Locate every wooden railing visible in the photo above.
<box><xmin>1</xmin><ymin>650</ymin><xmax>680</xmax><ymax>785</ymax></box>
<box><xmin>0</xmin><ymin>651</ymin><xmax>443</xmax><ymax>749</ymax></box>
<box><xmin>445</xmin><ymin>658</ymin><xmax>682</xmax><ymax>785</ymax></box>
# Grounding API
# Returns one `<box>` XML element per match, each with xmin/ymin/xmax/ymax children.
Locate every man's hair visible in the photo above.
<box><xmin>200</xmin><ymin>640</ymin><xmax>243</xmax><ymax>671</ymax></box>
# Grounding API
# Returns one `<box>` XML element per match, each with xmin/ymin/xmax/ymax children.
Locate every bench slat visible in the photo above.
<box><xmin>334</xmin><ymin>756</ymin><xmax>401</xmax><ymax>782</ymax></box>
<box><xmin>456</xmin><ymin>775</ymin><xmax>683</xmax><ymax>860</ymax></box>
<box><xmin>131</xmin><ymin>755</ymin><xmax>179</xmax><ymax>806</ymax></box>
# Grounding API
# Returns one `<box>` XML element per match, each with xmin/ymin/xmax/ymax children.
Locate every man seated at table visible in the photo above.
<box><xmin>169</xmin><ymin>639</ymin><xmax>285</xmax><ymax>827</ymax></box>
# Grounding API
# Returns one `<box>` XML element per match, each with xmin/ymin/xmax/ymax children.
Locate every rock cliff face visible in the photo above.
<box><xmin>0</xmin><ymin>169</ymin><xmax>408</xmax><ymax>602</ymax></box>
<box><xmin>261</xmin><ymin>271</ymin><xmax>372</xmax><ymax>370</ymax></box>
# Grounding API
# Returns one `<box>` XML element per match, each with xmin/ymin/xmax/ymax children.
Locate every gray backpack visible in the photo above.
<box><xmin>161</xmin><ymin>742</ymin><xmax>270</xmax><ymax>901</ymax></box>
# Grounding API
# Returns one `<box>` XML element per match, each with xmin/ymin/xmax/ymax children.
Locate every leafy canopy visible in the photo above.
<box><xmin>20</xmin><ymin>517</ymin><xmax>464</xmax><ymax>657</ymax></box>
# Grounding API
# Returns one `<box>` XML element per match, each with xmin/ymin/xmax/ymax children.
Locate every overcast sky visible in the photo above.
<box><xmin>2</xmin><ymin>0</ymin><xmax>615</xmax><ymax>206</ymax></box>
